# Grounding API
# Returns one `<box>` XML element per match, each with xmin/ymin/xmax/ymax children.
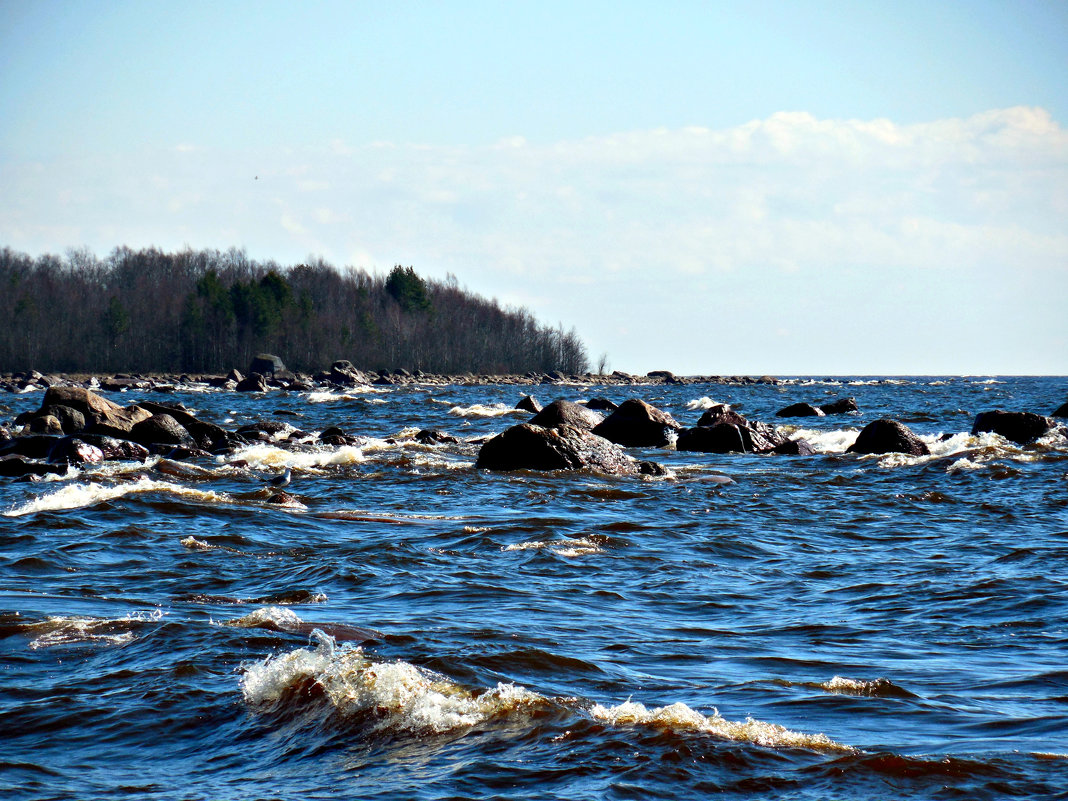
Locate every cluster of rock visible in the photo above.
<box><xmin>1</xmin><ymin>356</ymin><xmax>782</xmax><ymax>395</ymax></box>
<box><xmin>0</xmin><ymin>385</ymin><xmax>361</xmax><ymax>480</ymax></box>
<box><xmin>475</xmin><ymin>394</ymin><xmax>1068</xmax><ymax>475</ymax></box>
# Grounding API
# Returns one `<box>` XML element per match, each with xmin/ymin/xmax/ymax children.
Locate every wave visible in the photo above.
<box><xmin>305</xmin><ymin>387</ymin><xmax>392</xmax><ymax>403</ymax></box>
<box><xmin>2</xmin><ymin>476</ymin><xmax>232</xmax><ymax>517</ymax></box>
<box><xmin>19</xmin><ymin>610</ymin><xmax>163</xmax><ymax>649</ymax></box>
<box><xmin>448</xmin><ymin>403</ymin><xmax>528</xmax><ymax>418</ymax></box>
<box><xmin>221</xmin><ymin>443</ymin><xmax>364</xmax><ymax>470</ymax></box>
<box><xmin>686</xmin><ymin>397</ymin><xmax>730</xmax><ymax>411</ymax></box>
<box><xmin>241</xmin><ymin>633</ymin><xmax>850</xmax><ymax>752</ymax></box>
<box><xmin>504</xmin><ymin>536</ymin><xmax>607</xmax><ymax>557</ymax></box>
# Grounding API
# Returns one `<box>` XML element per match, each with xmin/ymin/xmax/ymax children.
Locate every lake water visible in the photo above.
<box><xmin>2</xmin><ymin>376</ymin><xmax>1066</xmax><ymax>800</ymax></box>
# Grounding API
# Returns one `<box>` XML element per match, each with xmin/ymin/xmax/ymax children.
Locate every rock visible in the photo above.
<box><xmin>529</xmin><ymin>400</ymin><xmax>603</xmax><ymax>431</ymax></box>
<box><xmin>48</xmin><ymin>437</ymin><xmax>104</xmax><ymax>465</ymax></box>
<box><xmin>696</xmin><ymin>405</ymin><xmax>748</xmax><ymax>428</ymax></box>
<box><xmin>689</xmin><ymin>406</ymin><xmax>790</xmax><ymax>453</ymax></box>
<box><xmin>775</xmin><ymin>402</ymin><xmax>825</xmax><ymax>418</ymax></box>
<box><xmin>771</xmin><ymin>438</ymin><xmax>816</xmax><ymax>456</ymax></box>
<box><xmin>971</xmin><ymin>410</ymin><xmax>1057</xmax><ymax>444</ymax></box>
<box><xmin>1053</xmin><ymin>401</ymin><xmax>1068</xmax><ymax>418</ymax></box>
<box><xmin>637</xmin><ymin>460</ymin><xmax>669</xmax><ymax>476</ymax></box>
<box><xmin>0</xmin><ymin>456</ymin><xmax>66</xmax><ymax>478</ymax></box>
<box><xmin>249</xmin><ymin>353</ymin><xmax>288</xmax><ymax>378</ymax></box>
<box><xmin>39</xmin><ymin>404</ymin><xmax>86</xmax><ymax>433</ymax></box>
<box><xmin>129</xmin><ymin>414</ymin><xmax>197</xmax><ymax>448</ymax></box>
<box><xmin>819</xmin><ymin>397</ymin><xmax>859</xmax><ymax>415</ymax></box>
<box><xmin>28</xmin><ymin>414</ymin><xmax>64</xmax><ymax>434</ymax></box>
<box><xmin>676</xmin><ymin>424</ymin><xmax>749</xmax><ymax>454</ymax></box>
<box><xmin>39</xmin><ymin>386</ymin><xmax>150</xmax><ymax>432</ymax></box>
<box><xmin>585</xmin><ymin>397</ymin><xmax>618</xmax><ymax>412</ymax></box>
<box><xmin>235</xmin><ymin>373</ymin><xmax>268</xmax><ymax>392</ymax></box>
<box><xmin>328</xmin><ymin>360</ymin><xmax>367</xmax><ymax>386</ymax></box>
<box><xmin>226</xmin><ymin>368</ymin><xmax>244</xmax><ymax>383</ymax></box>
<box><xmin>0</xmin><ymin>435</ymin><xmax>62</xmax><ymax>460</ymax></box>
<box><xmin>515</xmin><ymin>395</ymin><xmax>542</xmax><ymax>413</ymax></box>
<box><xmin>476</xmin><ymin>422</ymin><xmax>639</xmax><ymax>476</ymax></box>
<box><xmin>137</xmin><ymin>402</ymin><xmax>231</xmax><ymax>451</ymax></box>
<box><xmin>591</xmin><ymin>398</ymin><xmax>682</xmax><ymax>447</ymax></box>
<box><xmin>847</xmin><ymin>419</ymin><xmax>929</xmax><ymax>456</ymax></box>
<box><xmin>74</xmin><ymin>434</ymin><xmax>150</xmax><ymax>461</ymax></box>
<box><xmin>415</xmin><ymin>429</ymin><xmax>459</xmax><ymax>445</ymax></box>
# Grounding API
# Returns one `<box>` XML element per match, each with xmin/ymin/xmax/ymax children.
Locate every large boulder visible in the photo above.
<box><xmin>476</xmin><ymin>422</ymin><xmax>640</xmax><ymax>476</ymax></box>
<box><xmin>515</xmin><ymin>395</ymin><xmax>542</xmax><ymax>413</ymax></box>
<box><xmin>39</xmin><ymin>386</ymin><xmax>150</xmax><ymax>433</ymax></box>
<box><xmin>687</xmin><ymin>406</ymin><xmax>790</xmax><ymax>453</ymax></box>
<box><xmin>249</xmin><ymin>353</ymin><xmax>288</xmax><ymax>378</ymax></box>
<box><xmin>775</xmin><ymin>402</ymin><xmax>825</xmax><ymax>418</ymax></box>
<box><xmin>971</xmin><ymin>410</ymin><xmax>1058</xmax><ymax>444</ymax></box>
<box><xmin>1052</xmin><ymin>401</ymin><xmax>1068</xmax><ymax>418</ymax></box>
<box><xmin>529</xmin><ymin>400</ymin><xmax>603</xmax><ymax>431</ymax></box>
<box><xmin>235</xmin><ymin>373</ymin><xmax>268</xmax><ymax>392</ymax></box>
<box><xmin>847</xmin><ymin>419</ymin><xmax>929</xmax><ymax>456</ymax></box>
<box><xmin>137</xmin><ymin>401</ymin><xmax>231</xmax><ymax>451</ymax></box>
<box><xmin>676</xmin><ymin>424</ymin><xmax>748</xmax><ymax>454</ymax></box>
<box><xmin>48</xmin><ymin>437</ymin><xmax>105</xmax><ymax>465</ymax></box>
<box><xmin>129</xmin><ymin>414</ymin><xmax>197</xmax><ymax>448</ymax></box>
<box><xmin>591</xmin><ymin>398</ymin><xmax>682</xmax><ymax>447</ymax></box>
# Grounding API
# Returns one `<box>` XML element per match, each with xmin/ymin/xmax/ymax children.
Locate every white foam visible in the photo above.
<box><xmin>790</xmin><ymin>428</ymin><xmax>859</xmax><ymax>454</ymax></box>
<box><xmin>3</xmin><ymin>477</ymin><xmax>231</xmax><ymax>517</ymax></box>
<box><xmin>306</xmin><ymin>387</ymin><xmax>392</xmax><ymax>403</ymax></box>
<box><xmin>25</xmin><ymin>610</ymin><xmax>162</xmax><ymax>650</ymax></box>
<box><xmin>505</xmin><ymin>537</ymin><xmax>605</xmax><ymax>557</ymax></box>
<box><xmin>242</xmin><ymin>637</ymin><xmax>849</xmax><ymax>752</ymax></box>
<box><xmin>228</xmin><ymin>606</ymin><xmax>303</xmax><ymax>630</ymax></box>
<box><xmin>223</xmin><ymin>443</ymin><xmax>364</xmax><ymax>470</ymax></box>
<box><xmin>449</xmin><ymin>403</ymin><xmax>527</xmax><ymax>418</ymax></box>
<box><xmin>686</xmin><ymin>397</ymin><xmax>729</xmax><ymax>411</ymax></box>
<box><xmin>589</xmin><ymin>700</ymin><xmax>851</xmax><ymax>752</ymax></box>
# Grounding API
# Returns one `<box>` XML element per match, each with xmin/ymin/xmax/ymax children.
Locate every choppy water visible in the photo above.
<box><xmin>2</xmin><ymin>376</ymin><xmax>1067</xmax><ymax>800</ymax></box>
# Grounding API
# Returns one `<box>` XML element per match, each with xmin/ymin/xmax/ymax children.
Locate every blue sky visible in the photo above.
<box><xmin>2</xmin><ymin>0</ymin><xmax>1066</xmax><ymax>374</ymax></box>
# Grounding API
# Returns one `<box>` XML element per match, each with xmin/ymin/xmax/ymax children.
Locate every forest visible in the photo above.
<box><xmin>0</xmin><ymin>246</ymin><xmax>589</xmax><ymax>376</ymax></box>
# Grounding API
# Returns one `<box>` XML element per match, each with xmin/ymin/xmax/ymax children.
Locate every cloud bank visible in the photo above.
<box><xmin>2</xmin><ymin>107</ymin><xmax>1065</xmax><ymax>373</ymax></box>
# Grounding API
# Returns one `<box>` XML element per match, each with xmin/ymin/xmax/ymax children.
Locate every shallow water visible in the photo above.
<box><xmin>2</xmin><ymin>377</ymin><xmax>1067</xmax><ymax>800</ymax></box>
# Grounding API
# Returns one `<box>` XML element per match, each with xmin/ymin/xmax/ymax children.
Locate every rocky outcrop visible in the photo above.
<box><xmin>591</xmin><ymin>399</ymin><xmax>681</xmax><ymax>447</ymax></box>
<box><xmin>971</xmin><ymin>410</ymin><xmax>1058</xmax><ymax>444</ymax></box>
<box><xmin>680</xmin><ymin>406</ymin><xmax>790</xmax><ymax>454</ymax></box>
<box><xmin>847</xmin><ymin>419</ymin><xmax>929</xmax><ymax>456</ymax></box>
<box><xmin>476</xmin><ymin>422</ymin><xmax>642</xmax><ymax>476</ymax></box>
<box><xmin>38</xmin><ymin>386</ymin><xmax>151</xmax><ymax>433</ymax></box>
<box><xmin>529</xmin><ymin>400</ymin><xmax>603</xmax><ymax>431</ymax></box>
<box><xmin>129</xmin><ymin>414</ymin><xmax>197</xmax><ymax>448</ymax></box>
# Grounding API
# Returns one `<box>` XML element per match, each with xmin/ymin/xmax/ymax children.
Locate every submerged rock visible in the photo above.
<box><xmin>971</xmin><ymin>410</ymin><xmax>1058</xmax><ymax>444</ymax></box>
<box><xmin>591</xmin><ymin>398</ymin><xmax>682</xmax><ymax>448</ymax></box>
<box><xmin>819</xmin><ymin>397</ymin><xmax>860</xmax><ymax>415</ymax></box>
<box><xmin>515</xmin><ymin>395</ymin><xmax>542</xmax><ymax>413</ymax></box>
<box><xmin>847</xmin><ymin>419</ymin><xmax>929</xmax><ymax>456</ymax></box>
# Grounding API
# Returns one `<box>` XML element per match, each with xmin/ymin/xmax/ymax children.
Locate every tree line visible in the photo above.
<box><xmin>0</xmin><ymin>246</ymin><xmax>589</xmax><ymax>376</ymax></box>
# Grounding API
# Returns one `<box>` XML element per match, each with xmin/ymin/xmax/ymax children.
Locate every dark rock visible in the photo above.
<box><xmin>136</xmin><ymin>402</ymin><xmax>231</xmax><ymax>451</ymax></box>
<box><xmin>1053</xmin><ymin>401</ymin><xmax>1068</xmax><ymax>418</ymax></box>
<box><xmin>696</xmin><ymin>405</ymin><xmax>748</xmax><ymax>428</ymax></box>
<box><xmin>0</xmin><ymin>435</ymin><xmax>61</xmax><ymax>460</ymax></box>
<box><xmin>847</xmin><ymin>419</ymin><xmax>929</xmax><ymax>456</ymax></box>
<box><xmin>515</xmin><ymin>395</ymin><xmax>542</xmax><ymax>413</ymax></box>
<box><xmin>775</xmin><ymin>402</ymin><xmax>825</xmax><ymax>418</ymax></box>
<box><xmin>39</xmin><ymin>404</ymin><xmax>86</xmax><ymax>433</ymax></box>
<box><xmin>48</xmin><ymin>437</ymin><xmax>104</xmax><ymax>465</ymax></box>
<box><xmin>819</xmin><ymin>397</ymin><xmax>860</xmax><ymax>415</ymax></box>
<box><xmin>771</xmin><ymin>438</ymin><xmax>816</xmax><ymax>456</ymax></box>
<box><xmin>266</xmin><ymin>490</ymin><xmax>298</xmax><ymax>505</ymax></box>
<box><xmin>236</xmin><ymin>373</ymin><xmax>268</xmax><ymax>392</ymax></box>
<box><xmin>585</xmin><ymin>397</ymin><xmax>618</xmax><ymax>412</ymax></box>
<box><xmin>415</xmin><ymin>429</ymin><xmax>459</xmax><ymax>445</ymax></box>
<box><xmin>74</xmin><ymin>434</ymin><xmax>151</xmax><ymax>461</ymax></box>
<box><xmin>971</xmin><ymin>410</ymin><xmax>1057</xmax><ymax>444</ymax></box>
<box><xmin>676</xmin><ymin>424</ymin><xmax>749</xmax><ymax>454</ymax></box>
<box><xmin>249</xmin><ymin>353</ymin><xmax>288</xmax><ymax>378</ymax></box>
<box><xmin>529</xmin><ymin>400</ymin><xmax>603</xmax><ymax>431</ymax></box>
<box><xmin>476</xmin><ymin>423</ymin><xmax>639</xmax><ymax>476</ymax></box>
<box><xmin>130</xmin><ymin>414</ymin><xmax>197</xmax><ymax>448</ymax></box>
<box><xmin>0</xmin><ymin>456</ymin><xmax>66</xmax><ymax>478</ymax></box>
<box><xmin>637</xmin><ymin>460</ymin><xmax>669</xmax><ymax>476</ymax></box>
<box><xmin>28</xmin><ymin>414</ymin><xmax>64</xmax><ymax>434</ymax></box>
<box><xmin>226</xmin><ymin>368</ymin><xmax>244</xmax><ymax>383</ymax></box>
<box><xmin>592</xmin><ymin>398</ymin><xmax>682</xmax><ymax>447</ymax></box>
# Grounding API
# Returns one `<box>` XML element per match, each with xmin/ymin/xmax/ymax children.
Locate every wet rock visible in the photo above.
<box><xmin>696</xmin><ymin>405</ymin><xmax>749</xmax><ymax>428</ymax></box>
<box><xmin>676</xmin><ymin>424</ymin><xmax>749</xmax><ymax>454</ymax></box>
<box><xmin>266</xmin><ymin>490</ymin><xmax>298</xmax><ymax>505</ymax></box>
<box><xmin>847</xmin><ymin>419</ymin><xmax>929</xmax><ymax>456</ymax></box>
<box><xmin>775</xmin><ymin>402</ymin><xmax>825</xmax><ymax>418</ymax></box>
<box><xmin>971</xmin><ymin>410</ymin><xmax>1058</xmax><ymax>444</ymax></box>
<box><xmin>75</xmin><ymin>434</ymin><xmax>151</xmax><ymax>461</ymax></box>
<box><xmin>39</xmin><ymin>386</ymin><xmax>150</xmax><ymax>433</ymax></box>
<box><xmin>637</xmin><ymin>460</ymin><xmax>669</xmax><ymax>476</ymax></box>
<box><xmin>0</xmin><ymin>435</ymin><xmax>61</xmax><ymax>460</ymax></box>
<box><xmin>1052</xmin><ymin>401</ymin><xmax>1068</xmax><ymax>418</ymax></box>
<box><xmin>529</xmin><ymin>399</ymin><xmax>603</xmax><ymax>431</ymax></box>
<box><xmin>771</xmin><ymin>438</ymin><xmax>816</xmax><ymax>456</ymax></box>
<box><xmin>585</xmin><ymin>397</ymin><xmax>618</xmax><ymax>412</ymax></box>
<box><xmin>515</xmin><ymin>395</ymin><xmax>542</xmax><ymax>413</ymax></box>
<box><xmin>130</xmin><ymin>414</ymin><xmax>197</xmax><ymax>448</ymax></box>
<box><xmin>48</xmin><ymin>437</ymin><xmax>104</xmax><ymax>465</ymax></box>
<box><xmin>235</xmin><ymin>373</ymin><xmax>268</xmax><ymax>392</ymax></box>
<box><xmin>819</xmin><ymin>397</ymin><xmax>860</xmax><ymax>415</ymax></box>
<box><xmin>28</xmin><ymin>414</ymin><xmax>64</xmax><ymax>435</ymax></box>
<box><xmin>415</xmin><ymin>429</ymin><xmax>459</xmax><ymax>445</ymax></box>
<box><xmin>0</xmin><ymin>456</ymin><xmax>66</xmax><ymax>478</ymax></box>
<box><xmin>592</xmin><ymin>398</ymin><xmax>682</xmax><ymax>447</ymax></box>
<box><xmin>38</xmin><ymin>404</ymin><xmax>86</xmax><ymax>433</ymax></box>
<box><xmin>476</xmin><ymin>422</ymin><xmax>639</xmax><ymax>476</ymax></box>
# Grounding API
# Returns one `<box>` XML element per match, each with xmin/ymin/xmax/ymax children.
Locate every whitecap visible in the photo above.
<box><xmin>504</xmin><ymin>537</ymin><xmax>605</xmax><ymax>557</ymax></box>
<box><xmin>449</xmin><ymin>403</ymin><xmax>526</xmax><ymax>418</ymax></box>
<box><xmin>3</xmin><ymin>477</ymin><xmax>231</xmax><ymax>517</ymax></box>
<box><xmin>222</xmin><ymin>443</ymin><xmax>364</xmax><ymax>470</ymax></box>
<box><xmin>686</xmin><ymin>397</ymin><xmax>729</xmax><ymax>411</ymax></box>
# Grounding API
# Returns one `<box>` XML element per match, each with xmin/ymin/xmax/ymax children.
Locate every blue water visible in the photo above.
<box><xmin>2</xmin><ymin>376</ymin><xmax>1066</xmax><ymax>799</ymax></box>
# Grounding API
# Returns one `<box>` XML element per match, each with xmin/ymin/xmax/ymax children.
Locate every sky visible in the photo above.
<box><xmin>1</xmin><ymin>0</ymin><xmax>1066</xmax><ymax>375</ymax></box>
